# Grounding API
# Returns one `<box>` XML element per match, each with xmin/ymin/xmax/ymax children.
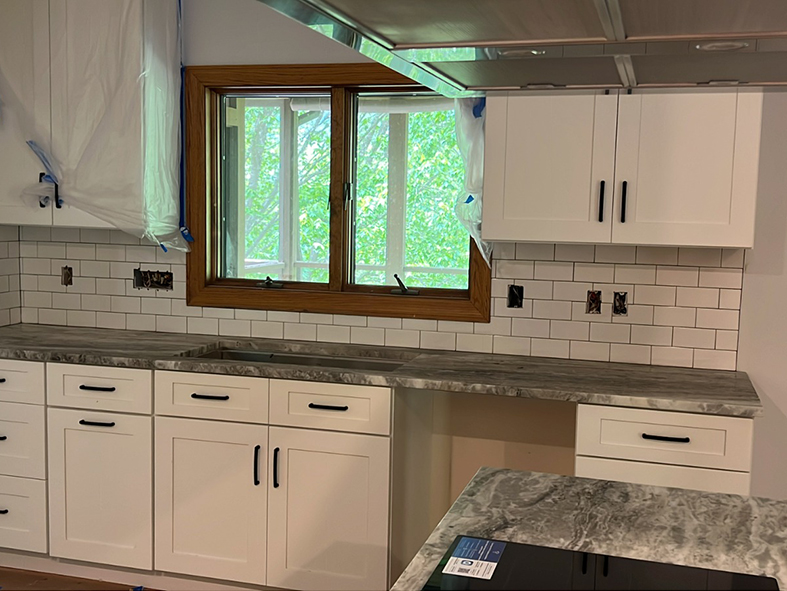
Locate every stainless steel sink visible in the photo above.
<box><xmin>195</xmin><ymin>348</ymin><xmax>405</xmax><ymax>372</ymax></box>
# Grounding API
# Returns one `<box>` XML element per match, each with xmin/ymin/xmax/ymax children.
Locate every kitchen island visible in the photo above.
<box><xmin>393</xmin><ymin>468</ymin><xmax>787</xmax><ymax>590</ymax></box>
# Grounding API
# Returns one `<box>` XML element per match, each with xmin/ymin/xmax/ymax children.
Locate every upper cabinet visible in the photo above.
<box><xmin>483</xmin><ymin>88</ymin><xmax>764</xmax><ymax>248</ymax></box>
<box><xmin>0</xmin><ymin>0</ymin><xmax>179</xmax><ymax>234</ymax></box>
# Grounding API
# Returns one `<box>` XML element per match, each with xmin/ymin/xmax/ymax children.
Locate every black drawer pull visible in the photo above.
<box><xmin>0</xmin><ymin>436</ymin><xmax>6</xmax><ymax>441</ymax></box>
<box><xmin>0</xmin><ymin>378</ymin><xmax>6</xmax><ymax>383</ymax></box>
<box><xmin>253</xmin><ymin>445</ymin><xmax>261</xmax><ymax>486</ymax></box>
<box><xmin>191</xmin><ymin>393</ymin><xmax>230</xmax><ymax>401</ymax></box>
<box><xmin>620</xmin><ymin>180</ymin><xmax>628</xmax><ymax>223</ymax></box>
<box><xmin>308</xmin><ymin>403</ymin><xmax>349</xmax><ymax>412</ymax></box>
<box><xmin>598</xmin><ymin>180</ymin><xmax>605</xmax><ymax>223</ymax></box>
<box><xmin>273</xmin><ymin>447</ymin><xmax>280</xmax><ymax>489</ymax></box>
<box><xmin>642</xmin><ymin>433</ymin><xmax>690</xmax><ymax>444</ymax></box>
<box><xmin>79</xmin><ymin>419</ymin><xmax>116</xmax><ymax>428</ymax></box>
<box><xmin>79</xmin><ymin>385</ymin><xmax>116</xmax><ymax>393</ymax></box>
<box><xmin>0</xmin><ymin>509</ymin><xmax>7</xmax><ymax>515</ymax></box>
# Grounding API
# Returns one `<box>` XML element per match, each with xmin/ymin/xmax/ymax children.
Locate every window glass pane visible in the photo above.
<box><xmin>219</xmin><ymin>94</ymin><xmax>331</xmax><ymax>282</ymax></box>
<box><xmin>353</xmin><ymin>95</ymin><xmax>469</xmax><ymax>290</ymax></box>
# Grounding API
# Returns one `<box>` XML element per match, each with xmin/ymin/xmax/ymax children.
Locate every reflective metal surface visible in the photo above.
<box><xmin>195</xmin><ymin>348</ymin><xmax>406</xmax><ymax>372</ymax></box>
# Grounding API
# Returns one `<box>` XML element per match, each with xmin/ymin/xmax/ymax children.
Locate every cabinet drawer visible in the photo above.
<box><xmin>269</xmin><ymin>380</ymin><xmax>391</xmax><ymax>435</ymax></box>
<box><xmin>47</xmin><ymin>363</ymin><xmax>152</xmax><ymax>414</ymax></box>
<box><xmin>0</xmin><ymin>402</ymin><xmax>45</xmax><ymax>479</ymax></box>
<box><xmin>575</xmin><ymin>456</ymin><xmax>750</xmax><ymax>496</ymax></box>
<box><xmin>155</xmin><ymin>371</ymin><xmax>269</xmax><ymax>423</ymax></box>
<box><xmin>0</xmin><ymin>475</ymin><xmax>47</xmax><ymax>553</ymax></box>
<box><xmin>576</xmin><ymin>405</ymin><xmax>753</xmax><ymax>472</ymax></box>
<box><xmin>0</xmin><ymin>359</ymin><xmax>45</xmax><ymax>405</ymax></box>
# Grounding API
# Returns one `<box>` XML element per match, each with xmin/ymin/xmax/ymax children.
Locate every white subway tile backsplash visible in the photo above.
<box><xmin>11</xmin><ymin>233</ymin><xmax>745</xmax><ymax>371</ymax></box>
<box><xmin>492</xmin><ymin>335</ymin><xmax>531</xmax><ymax>356</ymax></box>
<box><xmin>534</xmin><ymin>261</ymin><xmax>573</xmax><ymax>281</ymax></box>
<box><xmin>636</xmin><ymin>247</ymin><xmax>678</xmax><ymax>265</ymax></box>
<box><xmin>699</xmin><ymin>267</ymin><xmax>743</xmax><ymax>289</ymax></box>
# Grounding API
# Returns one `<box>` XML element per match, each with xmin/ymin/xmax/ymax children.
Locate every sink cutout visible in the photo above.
<box><xmin>194</xmin><ymin>348</ymin><xmax>405</xmax><ymax>372</ymax></box>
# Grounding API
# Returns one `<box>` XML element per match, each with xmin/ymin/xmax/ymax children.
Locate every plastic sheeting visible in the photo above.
<box><xmin>454</xmin><ymin>97</ymin><xmax>492</xmax><ymax>266</ymax></box>
<box><xmin>0</xmin><ymin>0</ymin><xmax>184</xmax><ymax>250</ymax></box>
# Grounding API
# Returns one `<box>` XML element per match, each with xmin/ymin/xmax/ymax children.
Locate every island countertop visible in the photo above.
<box><xmin>392</xmin><ymin>467</ymin><xmax>787</xmax><ymax>591</ymax></box>
<box><xmin>0</xmin><ymin>324</ymin><xmax>762</xmax><ymax>417</ymax></box>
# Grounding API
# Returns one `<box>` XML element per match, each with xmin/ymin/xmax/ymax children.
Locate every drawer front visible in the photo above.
<box><xmin>0</xmin><ymin>402</ymin><xmax>45</xmax><ymax>479</ymax></box>
<box><xmin>0</xmin><ymin>360</ymin><xmax>45</xmax><ymax>405</ymax></box>
<box><xmin>0</xmin><ymin>475</ymin><xmax>47</xmax><ymax>553</ymax></box>
<box><xmin>575</xmin><ymin>456</ymin><xmax>750</xmax><ymax>496</ymax></box>
<box><xmin>269</xmin><ymin>379</ymin><xmax>391</xmax><ymax>435</ymax></box>
<box><xmin>155</xmin><ymin>371</ymin><xmax>269</xmax><ymax>423</ymax></box>
<box><xmin>576</xmin><ymin>404</ymin><xmax>753</xmax><ymax>472</ymax></box>
<box><xmin>47</xmin><ymin>363</ymin><xmax>152</xmax><ymax>414</ymax></box>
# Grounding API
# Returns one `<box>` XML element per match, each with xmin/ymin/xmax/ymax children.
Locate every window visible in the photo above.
<box><xmin>186</xmin><ymin>64</ymin><xmax>490</xmax><ymax>322</ymax></box>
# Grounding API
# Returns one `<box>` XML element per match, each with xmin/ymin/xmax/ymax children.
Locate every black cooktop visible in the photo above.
<box><xmin>422</xmin><ymin>536</ymin><xmax>778</xmax><ymax>590</ymax></box>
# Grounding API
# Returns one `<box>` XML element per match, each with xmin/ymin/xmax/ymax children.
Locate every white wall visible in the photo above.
<box><xmin>182</xmin><ymin>0</ymin><xmax>370</xmax><ymax>65</ymax></box>
<box><xmin>739</xmin><ymin>91</ymin><xmax>787</xmax><ymax>501</ymax></box>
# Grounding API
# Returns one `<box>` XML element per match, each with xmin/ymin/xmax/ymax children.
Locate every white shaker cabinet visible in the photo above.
<box><xmin>483</xmin><ymin>91</ymin><xmax>618</xmax><ymax>243</ymax></box>
<box><xmin>0</xmin><ymin>0</ymin><xmax>53</xmax><ymax>226</ymax></box>
<box><xmin>483</xmin><ymin>88</ymin><xmax>763</xmax><ymax>248</ymax></box>
<box><xmin>47</xmin><ymin>408</ymin><xmax>152</xmax><ymax>570</ymax></box>
<box><xmin>267</xmin><ymin>426</ymin><xmax>391</xmax><ymax>591</ymax></box>
<box><xmin>612</xmin><ymin>89</ymin><xmax>763</xmax><ymax>248</ymax></box>
<box><xmin>154</xmin><ymin>417</ymin><xmax>268</xmax><ymax>586</ymax></box>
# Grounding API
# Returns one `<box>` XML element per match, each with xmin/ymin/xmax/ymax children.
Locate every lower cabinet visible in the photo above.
<box><xmin>267</xmin><ymin>426</ymin><xmax>390</xmax><ymax>591</ymax></box>
<box><xmin>154</xmin><ymin>417</ymin><xmax>268</xmax><ymax>586</ymax></box>
<box><xmin>0</xmin><ymin>474</ymin><xmax>47</xmax><ymax>553</ymax></box>
<box><xmin>47</xmin><ymin>408</ymin><xmax>152</xmax><ymax>570</ymax></box>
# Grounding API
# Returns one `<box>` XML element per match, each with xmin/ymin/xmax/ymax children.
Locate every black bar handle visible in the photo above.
<box><xmin>253</xmin><ymin>445</ymin><xmax>261</xmax><ymax>486</ymax></box>
<box><xmin>0</xmin><ymin>436</ymin><xmax>6</xmax><ymax>441</ymax></box>
<box><xmin>598</xmin><ymin>180</ymin><xmax>605</xmax><ymax>223</ymax></box>
<box><xmin>0</xmin><ymin>378</ymin><xmax>6</xmax><ymax>384</ymax></box>
<box><xmin>191</xmin><ymin>393</ymin><xmax>230</xmax><ymax>401</ymax></box>
<box><xmin>642</xmin><ymin>433</ymin><xmax>690</xmax><ymax>444</ymax></box>
<box><xmin>273</xmin><ymin>447</ymin><xmax>280</xmax><ymax>489</ymax></box>
<box><xmin>581</xmin><ymin>552</ymin><xmax>588</xmax><ymax>575</ymax></box>
<box><xmin>620</xmin><ymin>181</ymin><xmax>628</xmax><ymax>223</ymax></box>
<box><xmin>308</xmin><ymin>402</ymin><xmax>349</xmax><ymax>412</ymax></box>
<box><xmin>603</xmin><ymin>556</ymin><xmax>609</xmax><ymax>577</ymax></box>
<box><xmin>79</xmin><ymin>419</ymin><xmax>116</xmax><ymax>428</ymax></box>
<box><xmin>0</xmin><ymin>509</ymin><xmax>7</xmax><ymax>515</ymax></box>
<box><xmin>79</xmin><ymin>385</ymin><xmax>116</xmax><ymax>393</ymax></box>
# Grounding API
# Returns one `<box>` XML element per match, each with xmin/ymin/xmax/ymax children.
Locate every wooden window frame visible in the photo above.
<box><xmin>185</xmin><ymin>64</ymin><xmax>491</xmax><ymax>322</ymax></box>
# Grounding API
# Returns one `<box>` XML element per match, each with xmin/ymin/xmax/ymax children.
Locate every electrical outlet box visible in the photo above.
<box><xmin>507</xmin><ymin>284</ymin><xmax>524</xmax><ymax>308</ymax></box>
<box><xmin>133</xmin><ymin>269</ymin><xmax>173</xmax><ymax>290</ymax></box>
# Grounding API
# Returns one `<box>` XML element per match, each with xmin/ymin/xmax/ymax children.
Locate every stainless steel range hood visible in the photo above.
<box><xmin>257</xmin><ymin>0</ymin><xmax>787</xmax><ymax>97</ymax></box>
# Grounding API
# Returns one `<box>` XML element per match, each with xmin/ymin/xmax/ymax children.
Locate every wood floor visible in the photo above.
<box><xmin>0</xmin><ymin>568</ymin><xmax>138</xmax><ymax>591</ymax></box>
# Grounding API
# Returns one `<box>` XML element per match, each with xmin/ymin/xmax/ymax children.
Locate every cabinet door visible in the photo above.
<box><xmin>47</xmin><ymin>408</ymin><xmax>152</xmax><ymax>569</ymax></box>
<box><xmin>48</xmin><ymin>0</ymin><xmax>124</xmax><ymax>230</ymax></box>
<box><xmin>0</xmin><ymin>0</ymin><xmax>53</xmax><ymax>226</ymax></box>
<box><xmin>613</xmin><ymin>89</ymin><xmax>762</xmax><ymax>247</ymax></box>
<box><xmin>267</xmin><ymin>427</ymin><xmax>390</xmax><ymax>591</ymax></box>
<box><xmin>482</xmin><ymin>91</ymin><xmax>618</xmax><ymax>243</ymax></box>
<box><xmin>155</xmin><ymin>417</ymin><xmax>268</xmax><ymax>586</ymax></box>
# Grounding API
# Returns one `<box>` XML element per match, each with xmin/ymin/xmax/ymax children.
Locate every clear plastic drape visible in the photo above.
<box><xmin>0</xmin><ymin>0</ymin><xmax>185</xmax><ymax>250</ymax></box>
<box><xmin>454</xmin><ymin>97</ymin><xmax>492</xmax><ymax>266</ymax></box>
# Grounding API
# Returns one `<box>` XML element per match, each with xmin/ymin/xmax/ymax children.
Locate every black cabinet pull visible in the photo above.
<box><xmin>642</xmin><ymin>433</ymin><xmax>691</xmax><ymax>444</ymax></box>
<box><xmin>0</xmin><ymin>378</ymin><xmax>6</xmax><ymax>383</ymax></box>
<box><xmin>603</xmin><ymin>556</ymin><xmax>609</xmax><ymax>577</ymax></box>
<box><xmin>598</xmin><ymin>180</ymin><xmax>605</xmax><ymax>223</ymax></box>
<box><xmin>191</xmin><ymin>393</ymin><xmax>230</xmax><ymax>401</ymax></box>
<box><xmin>620</xmin><ymin>180</ymin><xmax>628</xmax><ymax>223</ymax></box>
<box><xmin>581</xmin><ymin>552</ymin><xmax>588</xmax><ymax>575</ymax></box>
<box><xmin>308</xmin><ymin>403</ymin><xmax>349</xmax><ymax>412</ymax></box>
<box><xmin>0</xmin><ymin>436</ymin><xmax>6</xmax><ymax>441</ymax></box>
<box><xmin>273</xmin><ymin>447</ymin><xmax>280</xmax><ymax>489</ymax></box>
<box><xmin>79</xmin><ymin>385</ymin><xmax>116</xmax><ymax>393</ymax></box>
<box><xmin>253</xmin><ymin>445</ymin><xmax>261</xmax><ymax>486</ymax></box>
<box><xmin>79</xmin><ymin>419</ymin><xmax>116</xmax><ymax>428</ymax></box>
<box><xmin>0</xmin><ymin>509</ymin><xmax>7</xmax><ymax>515</ymax></box>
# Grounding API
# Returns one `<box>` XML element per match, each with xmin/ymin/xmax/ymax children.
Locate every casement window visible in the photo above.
<box><xmin>186</xmin><ymin>64</ymin><xmax>490</xmax><ymax>322</ymax></box>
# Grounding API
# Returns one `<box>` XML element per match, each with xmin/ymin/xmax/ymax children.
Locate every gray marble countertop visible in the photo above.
<box><xmin>392</xmin><ymin>468</ymin><xmax>787</xmax><ymax>591</ymax></box>
<box><xmin>0</xmin><ymin>324</ymin><xmax>762</xmax><ymax>417</ymax></box>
